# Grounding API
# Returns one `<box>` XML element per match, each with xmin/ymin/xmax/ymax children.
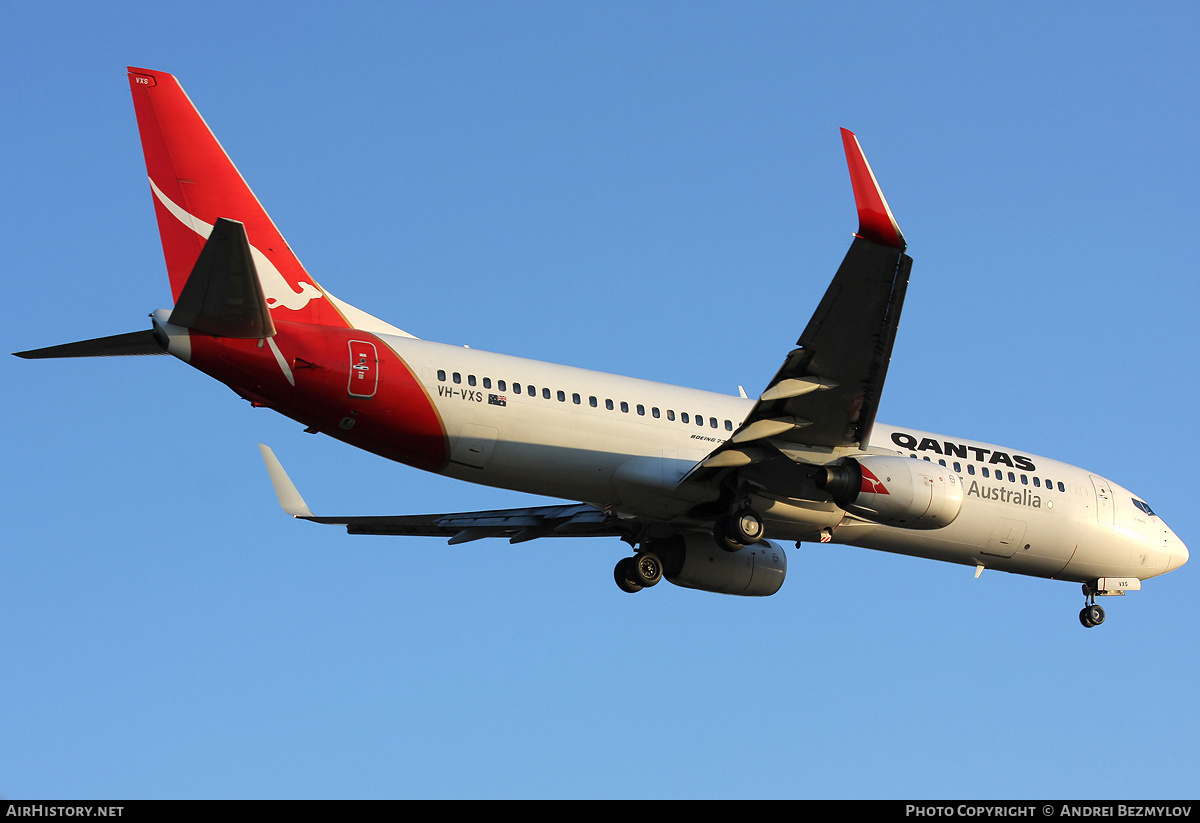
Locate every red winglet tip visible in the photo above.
<box><xmin>840</xmin><ymin>128</ymin><xmax>905</xmax><ymax>250</ymax></box>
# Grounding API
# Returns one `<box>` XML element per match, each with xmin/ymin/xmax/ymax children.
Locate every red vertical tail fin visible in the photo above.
<box><xmin>127</xmin><ymin>67</ymin><xmax>412</xmax><ymax>336</ymax></box>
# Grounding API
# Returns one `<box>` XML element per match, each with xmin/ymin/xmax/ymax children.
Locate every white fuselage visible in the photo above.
<box><xmin>376</xmin><ymin>334</ymin><xmax>1189</xmax><ymax>585</ymax></box>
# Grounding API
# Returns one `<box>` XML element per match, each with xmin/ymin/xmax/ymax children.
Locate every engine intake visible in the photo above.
<box><xmin>817</xmin><ymin>455</ymin><xmax>963</xmax><ymax>529</ymax></box>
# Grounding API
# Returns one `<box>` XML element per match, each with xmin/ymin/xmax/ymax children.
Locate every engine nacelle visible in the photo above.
<box><xmin>817</xmin><ymin>455</ymin><xmax>963</xmax><ymax>529</ymax></box>
<box><xmin>653</xmin><ymin>534</ymin><xmax>786</xmax><ymax>597</ymax></box>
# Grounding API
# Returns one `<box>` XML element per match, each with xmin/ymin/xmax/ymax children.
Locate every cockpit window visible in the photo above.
<box><xmin>1132</xmin><ymin>498</ymin><xmax>1157</xmax><ymax>517</ymax></box>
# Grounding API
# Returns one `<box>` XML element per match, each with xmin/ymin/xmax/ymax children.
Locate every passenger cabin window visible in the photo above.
<box><xmin>453</xmin><ymin>372</ymin><xmax>461</xmax><ymax>384</ymax></box>
<box><xmin>557</xmin><ymin>390</ymin><xmax>566</xmax><ymax>402</ymax></box>
<box><xmin>468</xmin><ymin>375</ymin><xmax>476</xmax><ymax>386</ymax></box>
<box><xmin>667</xmin><ymin>410</ymin><xmax>676</xmax><ymax>421</ymax></box>
<box><xmin>620</xmin><ymin>401</ymin><xmax>629</xmax><ymax>413</ymax></box>
<box><xmin>498</xmin><ymin>380</ymin><xmax>507</xmax><ymax>392</ymax></box>
<box><xmin>437</xmin><ymin>369</ymin><xmax>446</xmax><ymax>381</ymax></box>
<box><xmin>637</xmin><ymin>405</ymin><xmax>645</xmax><ymax>416</ymax></box>
<box><xmin>543</xmin><ymin>388</ymin><xmax>551</xmax><ymax>400</ymax></box>
<box><xmin>606</xmin><ymin>399</ymin><xmax>614</xmax><ymax>411</ymax></box>
<box><xmin>483</xmin><ymin>377</ymin><xmax>491</xmax><ymax>389</ymax></box>
<box><xmin>590</xmin><ymin>396</ymin><xmax>598</xmax><ymax>408</ymax></box>
<box><xmin>514</xmin><ymin>384</ymin><xmax>522</xmax><ymax>395</ymax></box>
<box><xmin>573</xmin><ymin>393</ymin><xmax>581</xmax><ymax>405</ymax></box>
<box><xmin>681</xmin><ymin>413</ymin><xmax>690</xmax><ymax>423</ymax></box>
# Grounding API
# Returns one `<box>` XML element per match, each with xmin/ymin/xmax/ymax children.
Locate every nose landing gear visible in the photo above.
<box><xmin>1079</xmin><ymin>603</ymin><xmax>1105</xmax><ymax>628</ymax></box>
<box><xmin>1078</xmin><ymin>583</ymin><xmax>1106</xmax><ymax>628</ymax></box>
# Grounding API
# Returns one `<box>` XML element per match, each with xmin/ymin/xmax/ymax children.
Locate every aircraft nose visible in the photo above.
<box><xmin>1167</xmin><ymin>537</ymin><xmax>1189</xmax><ymax>572</ymax></box>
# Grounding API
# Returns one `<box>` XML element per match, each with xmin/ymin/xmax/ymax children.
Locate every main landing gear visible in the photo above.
<box><xmin>1079</xmin><ymin>583</ymin><xmax>1106</xmax><ymax>628</ymax></box>
<box><xmin>713</xmin><ymin>508</ymin><xmax>765</xmax><ymax>553</ymax></box>
<box><xmin>613</xmin><ymin>506</ymin><xmax>767</xmax><ymax>593</ymax></box>
<box><xmin>614</xmin><ymin>552</ymin><xmax>662</xmax><ymax>593</ymax></box>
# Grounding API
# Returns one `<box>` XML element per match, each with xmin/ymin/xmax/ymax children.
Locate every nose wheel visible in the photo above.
<box><xmin>1078</xmin><ymin>584</ymin><xmax>1106</xmax><ymax>628</ymax></box>
<box><xmin>1079</xmin><ymin>604</ymin><xmax>1105</xmax><ymax>628</ymax></box>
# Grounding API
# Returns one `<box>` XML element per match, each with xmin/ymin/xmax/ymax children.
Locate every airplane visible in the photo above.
<box><xmin>16</xmin><ymin>67</ymin><xmax>1189</xmax><ymax>628</ymax></box>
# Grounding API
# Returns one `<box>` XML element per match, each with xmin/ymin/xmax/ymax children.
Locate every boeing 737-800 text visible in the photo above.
<box><xmin>16</xmin><ymin>68</ymin><xmax>1188</xmax><ymax>627</ymax></box>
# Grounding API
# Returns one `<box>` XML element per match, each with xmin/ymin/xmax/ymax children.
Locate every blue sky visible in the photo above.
<box><xmin>3</xmin><ymin>1</ymin><xmax>1198</xmax><ymax>799</ymax></box>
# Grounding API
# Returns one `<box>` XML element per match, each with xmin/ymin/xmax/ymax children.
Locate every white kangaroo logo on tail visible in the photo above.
<box><xmin>149</xmin><ymin>177</ymin><xmax>324</xmax><ymax>311</ymax></box>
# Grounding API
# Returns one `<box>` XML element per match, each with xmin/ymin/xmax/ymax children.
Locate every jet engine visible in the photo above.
<box><xmin>817</xmin><ymin>455</ymin><xmax>963</xmax><ymax>529</ymax></box>
<box><xmin>650</xmin><ymin>533</ymin><xmax>787</xmax><ymax>596</ymax></box>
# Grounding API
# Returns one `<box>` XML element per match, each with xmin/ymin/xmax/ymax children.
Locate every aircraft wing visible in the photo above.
<box><xmin>260</xmin><ymin>445</ymin><xmax>627</xmax><ymax>543</ymax></box>
<box><xmin>695</xmin><ymin>129</ymin><xmax>911</xmax><ymax>473</ymax></box>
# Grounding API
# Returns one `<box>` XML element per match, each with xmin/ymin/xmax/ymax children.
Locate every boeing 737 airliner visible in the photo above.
<box><xmin>16</xmin><ymin>68</ymin><xmax>1189</xmax><ymax>627</ymax></box>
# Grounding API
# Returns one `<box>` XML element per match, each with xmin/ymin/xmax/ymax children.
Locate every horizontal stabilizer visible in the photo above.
<box><xmin>14</xmin><ymin>329</ymin><xmax>164</xmax><ymax>359</ymax></box>
<box><xmin>169</xmin><ymin>218</ymin><xmax>277</xmax><ymax>339</ymax></box>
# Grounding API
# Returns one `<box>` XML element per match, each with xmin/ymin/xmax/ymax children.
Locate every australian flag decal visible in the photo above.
<box><xmin>488</xmin><ymin>394</ymin><xmax>507</xmax><ymax>407</ymax></box>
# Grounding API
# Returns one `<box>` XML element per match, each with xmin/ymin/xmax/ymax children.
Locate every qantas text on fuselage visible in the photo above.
<box><xmin>890</xmin><ymin>431</ymin><xmax>1036</xmax><ymax>471</ymax></box>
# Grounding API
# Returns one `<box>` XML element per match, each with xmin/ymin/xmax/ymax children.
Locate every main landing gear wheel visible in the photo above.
<box><xmin>713</xmin><ymin>517</ymin><xmax>744</xmax><ymax>553</ymax></box>
<box><xmin>731</xmin><ymin>509</ymin><xmax>765</xmax><ymax>544</ymax></box>
<box><xmin>713</xmin><ymin>509</ymin><xmax>765</xmax><ymax>552</ymax></box>
<box><xmin>614</xmin><ymin>557</ymin><xmax>642</xmax><ymax>593</ymax></box>
<box><xmin>614</xmin><ymin>553</ymin><xmax>662</xmax><ymax>593</ymax></box>
<box><xmin>630</xmin><ymin>552</ymin><xmax>663</xmax><ymax>588</ymax></box>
